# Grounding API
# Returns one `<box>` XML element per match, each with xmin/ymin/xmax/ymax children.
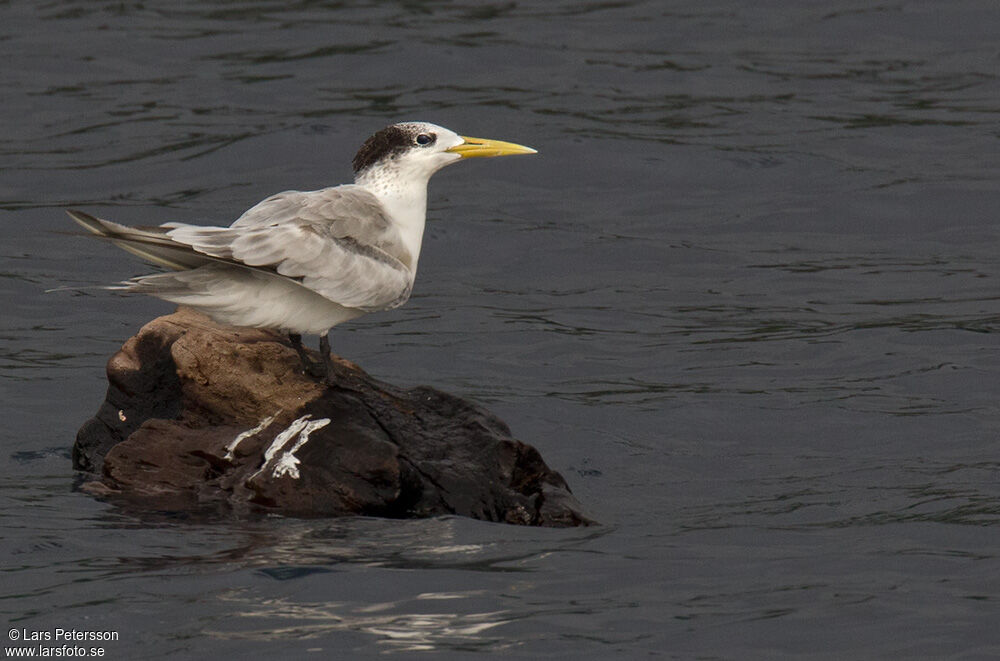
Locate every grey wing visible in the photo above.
<box><xmin>167</xmin><ymin>191</ymin><xmax>413</xmax><ymax>311</ymax></box>
<box><xmin>69</xmin><ymin>186</ymin><xmax>414</xmax><ymax>312</ymax></box>
<box><xmin>232</xmin><ymin>185</ymin><xmax>395</xmax><ymax>240</ymax></box>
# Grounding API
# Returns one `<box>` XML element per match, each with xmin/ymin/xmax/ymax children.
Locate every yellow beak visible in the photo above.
<box><xmin>446</xmin><ymin>136</ymin><xmax>538</xmax><ymax>158</ymax></box>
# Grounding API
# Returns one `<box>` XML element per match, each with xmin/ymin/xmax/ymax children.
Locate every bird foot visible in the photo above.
<box><xmin>289</xmin><ymin>333</ymin><xmax>328</xmax><ymax>380</ymax></box>
<box><xmin>302</xmin><ymin>359</ymin><xmax>328</xmax><ymax>380</ymax></box>
<box><xmin>288</xmin><ymin>333</ymin><xmax>338</xmax><ymax>383</ymax></box>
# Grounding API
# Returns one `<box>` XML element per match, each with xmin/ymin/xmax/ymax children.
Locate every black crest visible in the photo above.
<box><xmin>352</xmin><ymin>124</ymin><xmax>416</xmax><ymax>174</ymax></box>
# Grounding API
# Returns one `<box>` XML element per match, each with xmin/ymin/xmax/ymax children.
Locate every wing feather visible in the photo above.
<box><xmin>168</xmin><ymin>222</ymin><xmax>412</xmax><ymax>311</ymax></box>
<box><xmin>69</xmin><ymin>184</ymin><xmax>414</xmax><ymax>313</ymax></box>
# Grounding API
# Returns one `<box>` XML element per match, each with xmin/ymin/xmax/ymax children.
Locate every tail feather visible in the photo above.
<box><xmin>63</xmin><ymin>209</ymin><xmax>319</xmax><ymax>306</ymax></box>
<box><xmin>66</xmin><ymin>209</ymin><xmax>109</xmax><ymax>236</ymax></box>
<box><xmin>66</xmin><ymin>209</ymin><xmax>217</xmax><ymax>271</ymax></box>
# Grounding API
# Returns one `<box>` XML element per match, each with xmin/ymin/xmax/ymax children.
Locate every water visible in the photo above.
<box><xmin>2</xmin><ymin>1</ymin><xmax>999</xmax><ymax>658</ymax></box>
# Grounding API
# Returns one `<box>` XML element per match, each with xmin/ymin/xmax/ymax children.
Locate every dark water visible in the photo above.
<box><xmin>3</xmin><ymin>1</ymin><xmax>999</xmax><ymax>658</ymax></box>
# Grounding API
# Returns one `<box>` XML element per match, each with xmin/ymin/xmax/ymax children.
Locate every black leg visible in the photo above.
<box><xmin>289</xmin><ymin>333</ymin><xmax>325</xmax><ymax>378</ymax></box>
<box><xmin>319</xmin><ymin>333</ymin><xmax>336</xmax><ymax>384</ymax></box>
<box><xmin>289</xmin><ymin>333</ymin><xmax>309</xmax><ymax>367</ymax></box>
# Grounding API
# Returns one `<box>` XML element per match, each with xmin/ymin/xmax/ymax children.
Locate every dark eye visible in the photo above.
<box><xmin>415</xmin><ymin>133</ymin><xmax>435</xmax><ymax>146</ymax></box>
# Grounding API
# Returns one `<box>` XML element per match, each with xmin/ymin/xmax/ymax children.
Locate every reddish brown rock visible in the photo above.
<box><xmin>74</xmin><ymin>308</ymin><xmax>591</xmax><ymax>526</ymax></box>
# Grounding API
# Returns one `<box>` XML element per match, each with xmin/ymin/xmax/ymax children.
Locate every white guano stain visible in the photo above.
<box><xmin>225</xmin><ymin>413</ymin><xmax>277</xmax><ymax>461</ymax></box>
<box><xmin>248</xmin><ymin>414</ymin><xmax>330</xmax><ymax>481</ymax></box>
<box><xmin>271</xmin><ymin>417</ymin><xmax>330</xmax><ymax>479</ymax></box>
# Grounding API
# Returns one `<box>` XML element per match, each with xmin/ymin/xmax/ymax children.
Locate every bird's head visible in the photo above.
<box><xmin>352</xmin><ymin>121</ymin><xmax>536</xmax><ymax>185</ymax></box>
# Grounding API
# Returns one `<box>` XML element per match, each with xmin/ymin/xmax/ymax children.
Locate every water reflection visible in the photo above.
<box><xmin>82</xmin><ymin>516</ymin><xmax>607</xmax><ymax>652</ymax></box>
<box><xmin>98</xmin><ymin>515</ymin><xmax>607</xmax><ymax>575</ymax></box>
<box><xmin>208</xmin><ymin>589</ymin><xmax>514</xmax><ymax>653</ymax></box>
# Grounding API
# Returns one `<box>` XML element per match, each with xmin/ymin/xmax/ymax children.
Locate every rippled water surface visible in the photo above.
<box><xmin>3</xmin><ymin>2</ymin><xmax>999</xmax><ymax>659</ymax></box>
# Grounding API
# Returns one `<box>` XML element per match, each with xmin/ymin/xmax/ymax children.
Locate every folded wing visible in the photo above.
<box><xmin>67</xmin><ymin>186</ymin><xmax>414</xmax><ymax>312</ymax></box>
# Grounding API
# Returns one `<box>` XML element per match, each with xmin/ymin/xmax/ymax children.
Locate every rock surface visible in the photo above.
<box><xmin>74</xmin><ymin>308</ymin><xmax>591</xmax><ymax>526</ymax></box>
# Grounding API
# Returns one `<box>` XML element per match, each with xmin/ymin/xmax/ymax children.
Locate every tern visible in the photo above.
<box><xmin>67</xmin><ymin>121</ymin><xmax>536</xmax><ymax>379</ymax></box>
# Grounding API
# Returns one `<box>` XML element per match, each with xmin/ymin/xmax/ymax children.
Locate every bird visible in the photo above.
<box><xmin>67</xmin><ymin>121</ymin><xmax>537</xmax><ymax>380</ymax></box>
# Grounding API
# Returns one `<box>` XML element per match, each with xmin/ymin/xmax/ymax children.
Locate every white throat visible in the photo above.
<box><xmin>356</xmin><ymin>167</ymin><xmax>430</xmax><ymax>272</ymax></box>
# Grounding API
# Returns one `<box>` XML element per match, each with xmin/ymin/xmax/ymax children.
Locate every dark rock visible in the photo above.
<box><xmin>74</xmin><ymin>308</ymin><xmax>592</xmax><ymax>527</ymax></box>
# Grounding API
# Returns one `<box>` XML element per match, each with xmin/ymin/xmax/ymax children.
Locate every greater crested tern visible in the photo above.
<box><xmin>67</xmin><ymin>121</ymin><xmax>536</xmax><ymax>379</ymax></box>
